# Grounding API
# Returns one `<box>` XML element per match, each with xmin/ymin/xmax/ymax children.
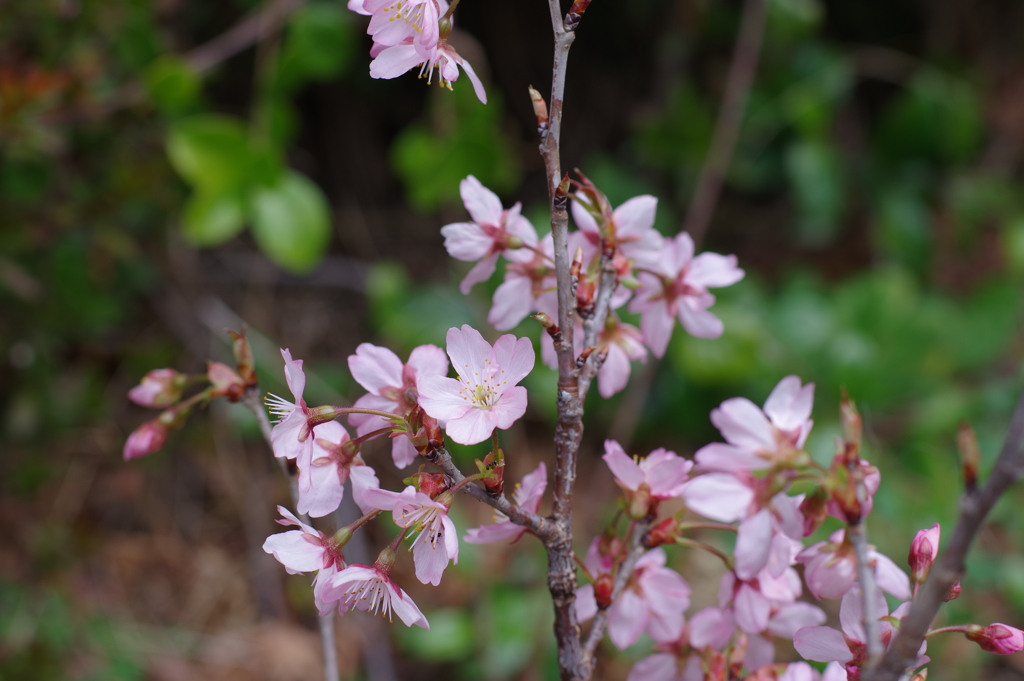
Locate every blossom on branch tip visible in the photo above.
<box><xmin>628</xmin><ymin>232</ymin><xmax>744</xmax><ymax>358</ymax></box>
<box><xmin>325</xmin><ymin>550</ymin><xmax>429</xmax><ymax>628</ymax></box>
<box><xmin>417</xmin><ymin>325</ymin><xmax>534</xmax><ymax>445</ymax></box>
<box><xmin>797</xmin><ymin>529</ymin><xmax>910</xmax><ymax>600</ymax></box>
<box><xmin>370</xmin><ymin>34</ymin><xmax>487</xmax><ymax>104</ymax></box>
<box><xmin>348</xmin><ymin>343</ymin><xmax>449</xmax><ymax>468</ymax></box>
<box><xmin>442</xmin><ymin>176</ymin><xmax>538</xmax><ymax>295</ymax></box>
<box><xmin>465</xmin><ymin>461</ymin><xmax>547</xmax><ymax>544</ymax></box>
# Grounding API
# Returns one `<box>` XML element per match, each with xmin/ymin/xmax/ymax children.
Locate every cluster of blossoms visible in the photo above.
<box><xmin>123</xmin><ymin>166</ymin><xmax>1024</xmax><ymax>679</ymax></box>
<box><xmin>441</xmin><ymin>174</ymin><xmax>745</xmax><ymax>398</ymax></box>
<box><xmin>347</xmin><ymin>0</ymin><xmax>487</xmax><ymax>103</ymax></box>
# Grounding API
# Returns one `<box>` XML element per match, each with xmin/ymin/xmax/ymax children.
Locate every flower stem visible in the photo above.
<box><xmin>330</xmin><ymin>406</ymin><xmax>404</xmax><ymax>421</ymax></box>
<box><xmin>675</xmin><ymin>537</ymin><xmax>733</xmax><ymax>568</ymax></box>
<box><xmin>350</xmin><ymin>426</ymin><xmax>397</xmax><ymax>449</ymax></box>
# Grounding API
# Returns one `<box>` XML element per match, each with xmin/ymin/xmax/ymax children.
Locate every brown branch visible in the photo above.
<box><xmin>578</xmin><ymin>256</ymin><xmax>617</xmax><ymax>403</ymax></box>
<box><xmin>582</xmin><ymin>516</ymin><xmax>652</xmax><ymax>658</ymax></box>
<box><xmin>682</xmin><ymin>0</ymin><xmax>766</xmax><ymax>246</ymax></box>
<box><xmin>848</xmin><ymin>521</ymin><xmax>882</xmax><ymax>664</ymax></box>
<box><xmin>864</xmin><ymin>387</ymin><xmax>1024</xmax><ymax>681</ymax></box>
<box><xmin>428</xmin><ymin>444</ymin><xmax>554</xmax><ymax>541</ymax></box>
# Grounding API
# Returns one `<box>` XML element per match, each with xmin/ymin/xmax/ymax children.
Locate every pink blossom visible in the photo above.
<box><xmin>967</xmin><ymin>623</ymin><xmax>1024</xmax><ymax>654</ymax></box>
<box><xmin>207</xmin><ymin>361</ymin><xmax>246</xmax><ymax>400</ymax></box>
<box><xmin>577</xmin><ymin>548</ymin><xmax>691</xmax><ymax>649</ymax></box>
<box><xmin>299</xmin><ymin>421</ymin><xmax>381</xmax><ymax>518</ymax></box>
<box><xmin>695</xmin><ymin>375</ymin><xmax>815</xmax><ymax>472</ymax></box>
<box><xmin>361</xmin><ymin>485</ymin><xmax>458</xmax><ymax>586</ymax></box>
<box><xmin>628</xmin><ymin>232</ymin><xmax>744</xmax><ymax>358</ymax></box>
<box><xmin>627</xmin><ymin>651</ymin><xmax>703</xmax><ymax>681</ymax></box>
<box><xmin>325</xmin><ymin>555</ymin><xmax>429</xmax><ymax>628</ymax></box>
<box><xmin>797</xmin><ymin>529</ymin><xmax>910</xmax><ymax>600</ymax></box>
<box><xmin>263</xmin><ymin>506</ymin><xmax>347</xmax><ymax>616</ymax></box>
<box><xmin>596</xmin><ymin>317</ymin><xmax>648</xmax><ymax>398</ymax></box>
<box><xmin>603</xmin><ymin>440</ymin><xmax>692</xmax><ymax>503</ymax></box>
<box><xmin>128</xmin><ymin>368</ymin><xmax>184</xmax><ymax>408</ymax></box>
<box><xmin>489</xmin><ymin>234</ymin><xmax>557</xmax><ymax>331</ymax></box>
<box><xmin>441</xmin><ymin>176</ymin><xmax>537</xmax><ymax>295</ymax></box>
<box><xmin>718</xmin><ymin>566</ymin><xmax>820</xmax><ymax>636</ymax></box>
<box><xmin>370</xmin><ymin>36</ymin><xmax>486</xmax><ymax>104</ymax></box>
<box><xmin>122</xmin><ymin>419</ymin><xmax>169</xmax><ymax>460</ymax></box>
<box><xmin>571</xmin><ymin>194</ymin><xmax>663</xmax><ymax>272</ymax></box>
<box><xmin>418</xmin><ymin>325</ymin><xmax>534</xmax><ymax>445</ymax></box>
<box><xmin>908</xmin><ymin>523</ymin><xmax>940</xmax><ymax>586</ymax></box>
<box><xmin>826</xmin><ymin>457</ymin><xmax>881</xmax><ymax>522</ymax></box>
<box><xmin>465</xmin><ymin>462</ymin><xmax>547</xmax><ymax>544</ymax></box>
<box><xmin>364</xmin><ymin>0</ymin><xmax>441</xmax><ymax>57</ymax></box>
<box><xmin>348</xmin><ymin>343</ymin><xmax>449</xmax><ymax>468</ymax></box>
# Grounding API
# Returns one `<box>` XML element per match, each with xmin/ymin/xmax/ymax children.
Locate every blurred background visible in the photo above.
<box><xmin>3</xmin><ymin>0</ymin><xmax>1024</xmax><ymax>678</ymax></box>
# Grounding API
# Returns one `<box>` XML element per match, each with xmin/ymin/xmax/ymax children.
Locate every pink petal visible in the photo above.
<box><xmin>417</xmin><ymin>374</ymin><xmax>473</xmax><ymax>421</ymax></box>
<box><xmin>763</xmin><ymin>375</ymin><xmax>814</xmax><ymax>431</ymax></box>
<box><xmin>734</xmin><ymin>510</ymin><xmax>773</xmax><ymax>580</ymax></box>
<box><xmin>793</xmin><ymin>626</ymin><xmax>854</xmax><ymax>664</ymax></box>
<box><xmin>639</xmin><ymin>298</ymin><xmax>674</xmax><ymax>359</ymax></box>
<box><xmin>391</xmin><ymin>435</ymin><xmax>420</xmax><ymax>468</ymax></box>
<box><xmin>613</xmin><ymin>195</ymin><xmax>657</xmax><ymax>238</ymax></box>
<box><xmin>682</xmin><ymin>473</ymin><xmax>754</xmax><ymax>522</ymax></box>
<box><xmin>490</xmin><ymin>386</ymin><xmax>528</xmax><ymax>430</ymax></box>
<box><xmin>369</xmin><ymin>43</ymin><xmax>424</xmax><ymax>80</ymax></box>
<box><xmin>710</xmin><ymin>397</ymin><xmax>776</xmax><ymax>451</ymax></box>
<box><xmin>645</xmin><ymin>456</ymin><xmax>693</xmax><ymax>499</ymax></box>
<box><xmin>280</xmin><ymin>348</ymin><xmax>305</xmax><ymax>402</ymax></box>
<box><xmin>517</xmin><ymin>461</ymin><xmax>548</xmax><ymax>513</ymax></box>
<box><xmin>440</xmin><ymin>221</ymin><xmax>494</xmax><ymax>261</ymax></box>
<box><xmin>597</xmin><ymin>342</ymin><xmax>632</xmax><ymax>398</ymax></box>
<box><xmin>412</xmin><ymin>528</ymin><xmax>451</xmax><ymax>586</ymax></box>
<box><xmin>689</xmin><ymin>606</ymin><xmax>736</xmax><ymax>650</ymax></box>
<box><xmin>504</xmin><ymin>207</ymin><xmax>538</xmax><ymax>247</ymax></box>
<box><xmin>608</xmin><ymin>588</ymin><xmax>649</xmax><ymax>650</ymax></box>
<box><xmin>768</xmin><ymin>602</ymin><xmax>827</xmax><ymax>639</ymax></box>
<box><xmin>686</xmin><ymin>252</ymin><xmax>744</xmax><ymax>288</ymax></box>
<box><xmin>677</xmin><ymin>298</ymin><xmax>724</xmax><ymax>339</ymax></box>
<box><xmin>734</xmin><ymin>583</ymin><xmax>771</xmax><ymax>633</ymax></box>
<box><xmin>445</xmin><ymin>407</ymin><xmax>497</xmax><ymax>445</ymax></box>
<box><xmin>349</xmin><ymin>465</ymin><xmax>380</xmax><ymax>515</ymax></box>
<box><xmin>489</xmin><ymin>275</ymin><xmax>535</xmax><ymax>331</ymax></box>
<box><xmin>570</xmin><ymin>199</ymin><xmax>599</xmax><ymax>234</ymax></box>
<box><xmin>666</xmin><ymin>232</ymin><xmax>695</xmax><ymax>275</ymax></box>
<box><xmin>459</xmin><ymin>252</ymin><xmax>500</xmax><ymax>294</ymax></box>
<box><xmin>603</xmin><ymin>439</ymin><xmax>644</xmax><ymax>491</ymax></box>
<box><xmin>263</xmin><ymin>530</ymin><xmax>324</xmax><ymax>574</ymax></box>
<box><xmin>298</xmin><ymin>456</ymin><xmax>345</xmax><ymax>518</ymax></box>
<box><xmin>779</xmin><ymin>662</ymin><xmax>819</xmax><ymax>681</ymax></box>
<box><xmin>407</xmin><ymin>344</ymin><xmax>449</xmax><ymax>381</ymax></box>
<box><xmin>745</xmin><ymin>634</ymin><xmax>775</xmax><ymax>670</ymax></box>
<box><xmin>460</xmin><ymin>175</ymin><xmax>502</xmax><ymax>226</ymax></box>
<box><xmin>446</xmin><ymin>325</ymin><xmax>496</xmax><ymax>383</ymax></box>
<box><xmin>626</xmin><ymin>654</ymin><xmax>678</xmax><ymax>681</ymax></box>
<box><xmin>270</xmin><ymin>409</ymin><xmax>306</xmax><ymax>459</ymax></box>
<box><xmin>349</xmin><ymin>343</ymin><xmax>404</xmax><ymax>395</ymax></box>
<box><xmin>349</xmin><ymin>393</ymin><xmax>397</xmax><ymax>434</ymax></box>
<box><xmin>464</xmin><ymin>520</ymin><xmax>523</xmax><ymax>544</ymax></box>
<box><xmin>695</xmin><ymin>442</ymin><xmax>771</xmax><ymax>472</ymax></box>
<box><xmin>456</xmin><ymin>53</ymin><xmax>487</xmax><ymax>105</ymax></box>
<box><xmin>575</xmin><ymin>584</ymin><xmax>597</xmax><ymax>623</ymax></box>
<box><xmin>873</xmin><ymin>551</ymin><xmax>911</xmax><ymax>600</ymax></box>
<box><xmin>387</xmin><ymin>581</ymin><xmax>430</xmax><ymax>629</ymax></box>
<box><xmin>492</xmin><ymin>334</ymin><xmax>536</xmax><ymax>387</ymax></box>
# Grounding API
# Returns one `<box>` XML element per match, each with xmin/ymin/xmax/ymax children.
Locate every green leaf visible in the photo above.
<box><xmin>182</xmin><ymin>191</ymin><xmax>246</xmax><ymax>247</ymax></box>
<box><xmin>250</xmin><ymin>170</ymin><xmax>331</xmax><ymax>273</ymax></box>
<box><xmin>166</xmin><ymin>115</ymin><xmax>279</xmax><ymax>194</ymax></box>
<box><xmin>278</xmin><ymin>3</ymin><xmax>354</xmax><ymax>88</ymax></box>
<box><xmin>784</xmin><ymin>138</ymin><xmax>844</xmax><ymax>246</ymax></box>
<box><xmin>144</xmin><ymin>56</ymin><xmax>201</xmax><ymax>117</ymax></box>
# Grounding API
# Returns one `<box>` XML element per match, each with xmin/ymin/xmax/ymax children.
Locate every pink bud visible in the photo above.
<box><xmin>123</xmin><ymin>420</ymin><xmax>169</xmax><ymax>460</ymax></box>
<box><xmin>944</xmin><ymin>580</ymin><xmax>962</xmax><ymax>602</ymax></box>
<box><xmin>207</xmin><ymin>361</ymin><xmax>246</xmax><ymax>401</ymax></box>
<box><xmin>966</xmin><ymin>623</ymin><xmax>1024</xmax><ymax>654</ymax></box>
<box><xmin>908</xmin><ymin>523</ymin><xmax>940</xmax><ymax>585</ymax></box>
<box><xmin>593</xmin><ymin>573</ymin><xmax>614</xmax><ymax>610</ymax></box>
<box><xmin>644</xmin><ymin>517</ymin><xmax>680</xmax><ymax>548</ymax></box>
<box><xmin>128</xmin><ymin>368</ymin><xmax>184</xmax><ymax>408</ymax></box>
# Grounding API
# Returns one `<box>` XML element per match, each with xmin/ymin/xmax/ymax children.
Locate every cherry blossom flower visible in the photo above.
<box><xmin>489</xmin><ymin>233</ymin><xmax>557</xmax><ymax>331</ymax></box>
<box><xmin>298</xmin><ymin>421</ymin><xmax>381</xmax><ymax>518</ymax></box>
<box><xmin>718</xmin><ymin>566</ymin><xmax>824</xmax><ymax>638</ymax></box>
<box><xmin>694</xmin><ymin>375</ymin><xmax>815</xmax><ymax>472</ymax></box>
<box><xmin>325</xmin><ymin>550</ymin><xmax>429</xmax><ymax>628</ymax></box>
<box><xmin>361</xmin><ymin>485</ymin><xmax>458</xmax><ymax>585</ymax></box>
<box><xmin>266</xmin><ymin>349</ymin><xmax>336</xmax><ymax>490</ymax></box>
<box><xmin>418</xmin><ymin>325</ymin><xmax>534</xmax><ymax>445</ymax></box>
<box><xmin>128</xmin><ymin>368</ymin><xmax>184</xmax><ymax>408</ymax></box>
<box><xmin>797</xmin><ymin>529</ymin><xmax>910</xmax><ymax>600</ymax></box>
<box><xmin>263</xmin><ymin>506</ymin><xmax>347</xmax><ymax>615</ymax></box>
<box><xmin>594</xmin><ymin>317</ymin><xmax>648</xmax><ymax>398</ymax></box>
<box><xmin>441</xmin><ymin>176</ymin><xmax>538</xmax><ymax>295</ymax></box>
<box><xmin>576</xmin><ymin>548</ymin><xmax>691</xmax><ymax>649</ymax></box>
<box><xmin>370</xmin><ymin>34</ymin><xmax>487</xmax><ymax>104</ymax></box>
<box><xmin>627</xmin><ymin>643</ymin><xmax>703</xmax><ymax>681</ymax></box>
<box><xmin>465</xmin><ymin>462</ymin><xmax>547</xmax><ymax>544</ymax></box>
<box><xmin>348</xmin><ymin>343</ymin><xmax>449</xmax><ymax>468</ymax></box>
<box><xmin>628</xmin><ymin>231</ymin><xmax>744</xmax><ymax>358</ymax></box>
<box><xmin>364</xmin><ymin>0</ymin><xmax>441</xmax><ymax>57</ymax></box>
<box><xmin>123</xmin><ymin>419</ymin><xmax>169</xmax><ymax>460</ymax></box>
<box><xmin>604</xmin><ymin>440</ymin><xmax>692</xmax><ymax>517</ymax></box>
<box><xmin>794</xmin><ymin>587</ymin><xmax>927</xmax><ymax>673</ymax></box>
<box><xmin>908</xmin><ymin>523</ymin><xmax>940</xmax><ymax>586</ymax></box>
<box><xmin>571</xmin><ymin>194</ymin><xmax>662</xmax><ymax>273</ymax></box>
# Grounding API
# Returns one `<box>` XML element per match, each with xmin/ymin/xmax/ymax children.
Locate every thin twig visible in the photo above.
<box><xmin>582</xmin><ymin>516</ymin><xmax>652</xmax><ymax>657</ymax></box>
<box><xmin>865</xmin><ymin>387</ymin><xmax>1024</xmax><ymax>681</ymax></box>
<box><xmin>848</xmin><ymin>521</ymin><xmax>882</xmax><ymax>664</ymax></box>
<box><xmin>578</xmin><ymin>257</ymin><xmax>617</xmax><ymax>403</ymax></box>
<box><xmin>682</xmin><ymin>0</ymin><xmax>766</xmax><ymax>246</ymax></box>
<box><xmin>241</xmin><ymin>387</ymin><xmax>339</xmax><ymax>681</ymax></box>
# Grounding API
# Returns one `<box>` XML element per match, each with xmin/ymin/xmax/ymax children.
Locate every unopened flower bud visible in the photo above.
<box><xmin>841</xmin><ymin>390</ymin><xmax>862</xmax><ymax>450</ymax></box>
<box><xmin>957</xmin><ymin>421</ymin><xmax>980</xmax><ymax>493</ymax></box>
<box><xmin>644</xmin><ymin>517</ymin><xmax>679</xmax><ymax>548</ymax></box>
<box><xmin>404</xmin><ymin>471</ymin><xmax>450</xmax><ymax>498</ymax></box>
<box><xmin>944</xmin><ymin>580</ymin><xmax>961</xmax><ymax>602</ymax></box>
<box><xmin>800</xmin><ymin>486</ymin><xmax>830</xmax><ymax>536</ymax></box>
<box><xmin>910</xmin><ymin>669</ymin><xmax>928</xmax><ymax>681</ymax></box>
<box><xmin>481</xmin><ymin>451</ymin><xmax>505</xmax><ymax>497</ymax></box>
<box><xmin>227</xmin><ymin>329</ymin><xmax>257</xmax><ymax>387</ymax></box>
<box><xmin>208</xmin><ymin>361</ymin><xmax>246</xmax><ymax>401</ymax></box>
<box><xmin>123</xmin><ymin>419</ymin><xmax>170</xmax><ymax>460</ymax></box>
<box><xmin>593</xmin><ymin>572</ymin><xmax>614</xmax><ymax>610</ymax></box>
<box><xmin>333</xmin><ymin>526</ymin><xmax>353</xmax><ymax>548</ymax></box>
<box><xmin>307</xmin><ymin>405</ymin><xmax>343</xmax><ymax>429</ymax></box>
<box><xmin>128</xmin><ymin>368</ymin><xmax>185</xmax><ymax>408</ymax></box>
<box><xmin>528</xmin><ymin>86</ymin><xmax>549</xmax><ymax>133</ymax></box>
<box><xmin>966</xmin><ymin>623</ymin><xmax>1024</xmax><ymax>654</ymax></box>
<box><xmin>908</xmin><ymin>523</ymin><xmax>940</xmax><ymax>586</ymax></box>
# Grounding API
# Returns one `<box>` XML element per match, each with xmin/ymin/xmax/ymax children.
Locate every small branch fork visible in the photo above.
<box><xmin>863</xmin><ymin>388</ymin><xmax>1024</xmax><ymax>681</ymax></box>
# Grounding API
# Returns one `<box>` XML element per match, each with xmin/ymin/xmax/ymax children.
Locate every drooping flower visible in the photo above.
<box><xmin>465</xmin><ymin>461</ymin><xmax>547</xmax><ymax>544</ymax></box>
<box><xmin>361</xmin><ymin>485</ymin><xmax>458</xmax><ymax>586</ymax></box>
<box><xmin>571</xmin><ymin>193</ymin><xmax>663</xmax><ymax>273</ymax></box>
<box><xmin>370</xmin><ymin>35</ymin><xmax>487</xmax><ymax>104</ymax></box>
<box><xmin>364</xmin><ymin>0</ymin><xmax>441</xmax><ymax>57</ymax></box>
<box><xmin>263</xmin><ymin>506</ymin><xmax>348</xmax><ymax>615</ymax></box>
<box><xmin>122</xmin><ymin>419</ymin><xmax>170</xmax><ymax>460</ymax></box>
<box><xmin>348</xmin><ymin>343</ymin><xmax>449</xmax><ymax>468</ymax></box>
<box><xmin>441</xmin><ymin>176</ymin><xmax>537</xmax><ymax>295</ymax></box>
<box><xmin>299</xmin><ymin>421</ymin><xmax>381</xmax><ymax>518</ymax></box>
<box><xmin>628</xmin><ymin>232</ymin><xmax>744</xmax><ymax>358</ymax></box>
<box><xmin>418</xmin><ymin>325</ymin><xmax>534</xmax><ymax>445</ymax></box>
<box><xmin>324</xmin><ymin>548</ymin><xmax>429</xmax><ymax>628</ymax></box>
<box><xmin>695</xmin><ymin>375</ymin><xmax>815</xmax><ymax>472</ymax></box>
